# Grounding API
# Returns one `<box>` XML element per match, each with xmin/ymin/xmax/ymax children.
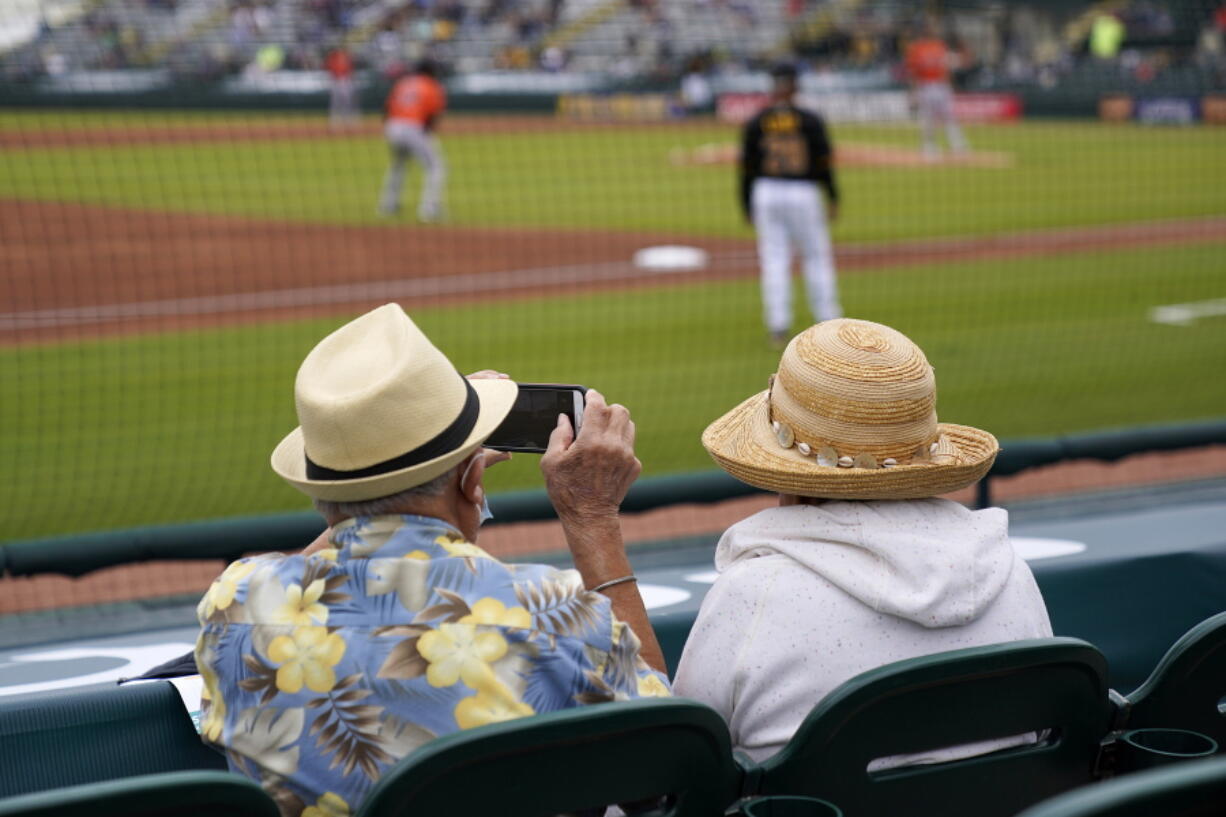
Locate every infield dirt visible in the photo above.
<box><xmin>4</xmin><ymin>199</ymin><xmax>1224</xmax><ymax>344</ymax></box>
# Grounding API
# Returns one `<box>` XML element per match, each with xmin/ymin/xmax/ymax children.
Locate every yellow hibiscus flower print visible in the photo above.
<box><xmin>459</xmin><ymin>597</ymin><xmax>532</xmax><ymax>630</ymax></box>
<box><xmin>405</xmin><ymin>550</ymin><xmax>430</xmax><ymax>560</ymax></box>
<box><xmin>267</xmin><ymin>626</ymin><xmax>346</xmax><ymax>694</ymax></box>
<box><xmin>202</xmin><ymin>560</ymin><xmax>257</xmax><ymax>617</ymax></box>
<box><xmin>315</xmin><ymin>548</ymin><xmax>339</xmax><ymax>562</ymax></box>
<box><xmin>637</xmin><ymin>673</ymin><xmax>671</xmax><ymax>698</ymax></box>
<box><xmin>417</xmin><ymin>622</ymin><xmax>506</xmax><ymax>688</ymax></box>
<box><xmin>199</xmin><ymin>661</ymin><xmax>225</xmax><ymax>742</ymax></box>
<box><xmin>454</xmin><ymin>685</ymin><xmax>535</xmax><ymax>729</ymax></box>
<box><xmin>434</xmin><ymin>534</ymin><xmax>489</xmax><ymax>560</ymax></box>
<box><xmin>271</xmin><ymin>580</ymin><xmax>329</xmax><ymax>626</ymax></box>
<box><xmin>302</xmin><ymin>792</ymin><xmax>349</xmax><ymax>817</ymax></box>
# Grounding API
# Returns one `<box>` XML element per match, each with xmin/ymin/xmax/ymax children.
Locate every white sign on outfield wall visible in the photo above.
<box><xmin>718</xmin><ymin>91</ymin><xmax>912</xmax><ymax>124</ymax></box>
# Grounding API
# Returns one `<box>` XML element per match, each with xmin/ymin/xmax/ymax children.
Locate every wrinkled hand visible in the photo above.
<box><xmin>467</xmin><ymin>370</ymin><xmax>513</xmax><ymax>468</ymax></box>
<box><xmin>541</xmin><ymin>389</ymin><xmax>641</xmax><ymax>524</ymax></box>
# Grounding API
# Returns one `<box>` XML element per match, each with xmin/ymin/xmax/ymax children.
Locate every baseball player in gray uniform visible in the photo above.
<box><xmin>904</xmin><ymin>19</ymin><xmax>969</xmax><ymax>160</ymax></box>
<box><xmin>378</xmin><ymin>60</ymin><xmax>447</xmax><ymax>222</ymax></box>
<box><xmin>740</xmin><ymin>63</ymin><xmax>841</xmax><ymax>347</ymax></box>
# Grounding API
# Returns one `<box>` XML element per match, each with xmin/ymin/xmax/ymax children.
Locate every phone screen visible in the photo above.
<box><xmin>485</xmin><ymin>385</ymin><xmax>586</xmax><ymax>453</ymax></box>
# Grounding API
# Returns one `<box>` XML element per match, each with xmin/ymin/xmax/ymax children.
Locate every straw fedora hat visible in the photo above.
<box><xmin>702</xmin><ymin>319</ymin><xmax>998</xmax><ymax>500</ymax></box>
<box><xmin>271</xmin><ymin>304</ymin><xmax>517</xmax><ymax>502</ymax></box>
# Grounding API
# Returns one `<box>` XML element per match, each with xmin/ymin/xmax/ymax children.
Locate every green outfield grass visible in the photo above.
<box><xmin>1</xmin><ymin>114</ymin><xmax>1224</xmax><ymax>241</ymax></box>
<box><xmin>4</xmin><ymin>240</ymin><xmax>1225</xmax><ymax>541</ymax></box>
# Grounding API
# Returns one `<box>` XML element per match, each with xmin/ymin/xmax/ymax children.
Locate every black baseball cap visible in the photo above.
<box><xmin>769</xmin><ymin>62</ymin><xmax>799</xmax><ymax>80</ymax></box>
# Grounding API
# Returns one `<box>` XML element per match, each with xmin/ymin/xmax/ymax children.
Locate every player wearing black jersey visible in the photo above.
<box><xmin>741</xmin><ymin>63</ymin><xmax>842</xmax><ymax>347</ymax></box>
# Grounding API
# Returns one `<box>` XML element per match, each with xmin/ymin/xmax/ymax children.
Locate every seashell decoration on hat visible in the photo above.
<box><xmin>701</xmin><ymin>319</ymin><xmax>1000</xmax><ymax>500</ymax></box>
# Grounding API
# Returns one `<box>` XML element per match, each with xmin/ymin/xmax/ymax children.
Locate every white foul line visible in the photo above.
<box><xmin>0</xmin><ymin>252</ymin><xmax>756</xmax><ymax>331</ymax></box>
<box><xmin>1149</xmin><ymin>298</ymin><xmax>1226</xmax><ymax>327</ymax></box>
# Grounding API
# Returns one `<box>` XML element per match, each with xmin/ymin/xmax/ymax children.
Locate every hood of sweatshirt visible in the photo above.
<box><xmin>714</xmin><ymin>499</ymin><xmax>1016</xmax><ymax>628</ymax></box>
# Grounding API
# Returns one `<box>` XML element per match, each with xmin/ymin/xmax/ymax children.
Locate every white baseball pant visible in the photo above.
<box><xmin>379</xmin><ymin>120</ymin><xmax>445</xmax><ymax>220</ymax></box>
<box><xmin>329</xmin><ymin>77</ymin><xmax>358</xmax><ymax>126</ymax></box>
<box><xmin>916</xmin><ymin>82</ymin><xmax>968</xmax><ymax>157</ymax></box>
<box><xmin>752</xmin><ymin>177</ymin><xmax>841</xmax><ymax>333</ymax></box>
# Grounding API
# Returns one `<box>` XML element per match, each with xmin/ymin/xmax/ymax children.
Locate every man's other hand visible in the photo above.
<box><xmin>466</xmin><ymin>370</ymin><xmax>513</xmax><ymax>468</ymax></box>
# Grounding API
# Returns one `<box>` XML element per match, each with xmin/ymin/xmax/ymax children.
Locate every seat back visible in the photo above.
<box><xmin>356</xmin><ymin>698</ymin><xmax>741</xmax><ymax>817</ymax></box>
<box><xmin>1125</xmin><ymin>611</ymin><xmax>1226</xmax><ymax>747</ymax></box>
<box><xmin>0</xmin><ymin>771</ymin><xmax>279</xmax><ymax>817</ymax></box>
<box><xmin>1014</xmin><ymin>755</ymin><xmax>1226</xmax><ymax>817</ymax></box>
<box><xmin>753</xmin><ymin>638</ymin><xmax>1114</xmax><ymax>817</ymax></box>
<box><xmin>0</xmin><ymin>682</ymin><xmax>225</xmax><ymax>798</ymax></box>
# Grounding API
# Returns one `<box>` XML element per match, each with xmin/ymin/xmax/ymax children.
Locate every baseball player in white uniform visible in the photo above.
<box><xmin>740</xmin><ymin>63</ymin><xmax>841</xmax><ymax>347</ymax></box>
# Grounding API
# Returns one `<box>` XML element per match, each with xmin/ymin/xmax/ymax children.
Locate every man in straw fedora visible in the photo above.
<box><xmin>196</xmin><ymin>304</ymin><xmax>669</xmax><ymax>815</ymax></box>
<box><xmin>673</xmin><ymin>318</ymin><xmax>1052</xmax><ymax>765</ymax></box>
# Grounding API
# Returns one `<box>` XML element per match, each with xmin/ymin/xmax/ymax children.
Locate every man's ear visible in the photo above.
<box><xmin>459</xmin><ymin>452</ymin><xmax>486</xmax><ymax>505</ymax></box>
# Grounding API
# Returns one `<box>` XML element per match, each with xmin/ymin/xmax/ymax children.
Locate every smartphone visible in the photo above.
<box><xmin>485</xmin><ymin>384</ymin><xmax>587</xmax><ymax>453</ymax></box>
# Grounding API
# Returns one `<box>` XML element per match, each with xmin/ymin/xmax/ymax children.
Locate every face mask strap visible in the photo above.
<box><xmin>459</xmin><ymin>452</ymin><xmax>494</xmax><ymax>526</ymax></box>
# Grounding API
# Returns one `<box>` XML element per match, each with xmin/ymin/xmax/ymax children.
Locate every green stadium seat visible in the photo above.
<box><xmin>355</xmin><ymin>698</ymin><xmax>742</xmax><ymax>817</ymax></box>
<box><xmin>1014</xmin><ymin>756</ymin><xmax>1226</xmax><ymax>817</ymax></box>
<box><xmin>1124</xmin><ymin>611</ymin><xmax>1226</xmax><ymax>747</ymax></box>
<box><xmin>0</xmin><ymin>771</ymin><xmax>279</xmax><ymax>817</ymax></box>
<box><xmin>0</xmin><ymin>681</ymin><xmax>225</xmax><ymax>798</ymax></box>
<box><xmin>746</xmin><ymin>638</ymin><xmax>1114</xmax><ymax>817</ymax></box>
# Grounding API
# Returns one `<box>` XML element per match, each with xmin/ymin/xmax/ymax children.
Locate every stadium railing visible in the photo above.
<box><xmin>1</xmin><ymin>418</ymin><xmax>1224</xmax><ymax>579</ymax></box>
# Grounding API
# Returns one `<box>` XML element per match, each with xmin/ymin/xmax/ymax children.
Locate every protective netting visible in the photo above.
<box><xmin>2</xmin><ymin>0</ymin><xmax>1225</xmax><ymax>553</ymax></box>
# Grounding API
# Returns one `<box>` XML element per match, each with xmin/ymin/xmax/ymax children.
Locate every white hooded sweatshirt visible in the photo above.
<box><xmin>672</xmin><ymin>499</ymin><xmax>1053</xmax><ymax>763</ymax></box>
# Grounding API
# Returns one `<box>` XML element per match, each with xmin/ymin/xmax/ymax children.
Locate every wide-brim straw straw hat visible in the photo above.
<box><xmin>703</xmin><ymin>319</ymin><xmax>998</xmax><ymax>500</ymax></box>
<box><xmin>272</xmin><ymin>303</ymin><xmax>517</xmax><ymax>502</ymax></box>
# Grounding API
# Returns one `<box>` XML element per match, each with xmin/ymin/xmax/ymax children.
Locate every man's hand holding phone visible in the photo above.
<box><xmin>540</xmin><ymin>389</ymin><xmax>640</xmax><ymax>525</ymax></box>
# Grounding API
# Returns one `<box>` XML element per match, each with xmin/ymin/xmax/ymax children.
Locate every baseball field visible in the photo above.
<box><xmin>2</xmin><ymin>111</ymin><xmax>1225</xmax><ymax>542</ymax></box>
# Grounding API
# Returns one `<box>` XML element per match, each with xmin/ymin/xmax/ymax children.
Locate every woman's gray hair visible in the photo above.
<box><xmin>312</xmin><ymin>464</ymin><xmax>458</xmax><ymax>520</ymax></box>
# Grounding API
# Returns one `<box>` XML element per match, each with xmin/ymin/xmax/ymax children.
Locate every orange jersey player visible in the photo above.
<box><xmin>378</xmin><ymin>61</ymin><xmax>447</xmax><ymax>222</ymax></box>
<box><xmin>386</xmin><ymin>70</ymin><xmax>446</xmax><ymax>129</ymax></box>
<box><xmin>903</xmin><ymin>21</ymin><xmax>968</xmax><ymax>160</ymax></box>
<box><xmin>904</xmin><ymin>36</ymin><xmax>951</xmax><ymax>84</ymax></box>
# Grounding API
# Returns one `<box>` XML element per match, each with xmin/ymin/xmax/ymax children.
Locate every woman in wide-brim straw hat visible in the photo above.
<box><xmin>673</xmin><ymin>318</ymin><xmax>1053</xmax><ymax>765</ymax></box>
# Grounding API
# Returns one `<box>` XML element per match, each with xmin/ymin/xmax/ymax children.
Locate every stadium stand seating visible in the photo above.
<box><xmin>744</xmin><ymin>638</ymin><xmax>1115</xmax><ymax>817</ymax></box>
<box><xmin>354</xmin><ymin>697</ymin><xmax>742</xmax><ymax>817</ymax></box>
<box><xmin>1014</xmin><ymin>755</ymin><xmax>1226</xmax><ymax>817</ymax></box>
<box><xmin>1121</xmin><ymin>611</ymin><xmax>1226</xmax><ymax>748</ymax></box>
<box><xmin>0</xmin><ymin>771</ymin><xmax>279</xmax><ymax>817</ymax></box>
<box><xmin>9</xmin><ymin>620</ymin><xmax>1226</xmax><ymax>814</ymax></box>
<box><xmin>0</xmin><ymin>681</ymin><xmax>224</xmax><ymax>799</ymax></box>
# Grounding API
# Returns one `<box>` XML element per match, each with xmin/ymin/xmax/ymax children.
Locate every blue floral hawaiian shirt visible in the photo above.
<box><xmin>196</xmin><ymin>514</ymin><xmax>671</xmax><ymax>817</ymax></box>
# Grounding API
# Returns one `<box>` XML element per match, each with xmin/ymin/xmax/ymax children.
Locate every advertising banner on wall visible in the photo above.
<box><xmin>718</xmin><ymin>91</ymin><xmax>910</xmax><ymax>124</ymax></box>
<box><xmin>1100</xmin><ymin>95</ymin><xmax>1223</xmax><ymax>124</ymax></box>
<box><xmin>951</xmin><ymin>93</ymin><xmax>1023</xmax><ymax>122</ymax></box>
<box><xmin>1135</xmin><ymin>97</ymin><xmax>1200</xmax><ymax>125</ymax></box>
<box><xmin>556</xmin><ymin>93</ymin><xmax>673</xmax><ymax>121</ymax></box>
<box><xmin>719</xmin><ymin>91</ymin><xmax>1020</xmax><ymax>125</ymax></box>
<box><xmin>1203</xmin><ymin>95</ymin><xmax>1226</xmax><ymax>124</ymax></box>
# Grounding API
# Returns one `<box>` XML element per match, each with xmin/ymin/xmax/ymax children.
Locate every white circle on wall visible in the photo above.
<box><xmin>683</xmin><ymin>571</ymin><xmax>719</xmax><ymax>585</ymax></box>
<box><xmin>638</xmin><ymin>583</ymin><xmax>692</xmax><ymax>610</ymax></box>
<box><xmin>633</xmin><ymin>245</ymin><xmax>709</xmax><ymax>272</ymax></box>
<box><xmin>1011</xmin><ymin>537</ymin><xmax>1087</xmax><ymax>561</ymax></box>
